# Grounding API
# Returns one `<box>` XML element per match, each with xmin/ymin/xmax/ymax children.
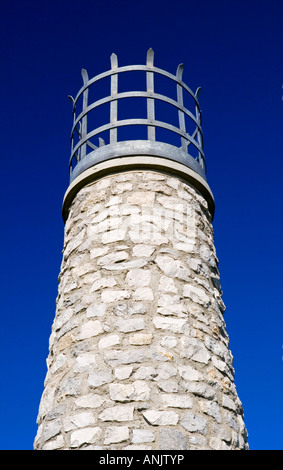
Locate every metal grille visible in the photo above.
<box><xmin>68</xmin><ymin>49</ymin><xmax>206</xmax><ymax>180</ymax></box>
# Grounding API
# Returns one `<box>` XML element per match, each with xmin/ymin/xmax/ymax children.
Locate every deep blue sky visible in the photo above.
<box><xmin>1</xmin><ymin>0</ymin><xmax>282</xmax><ymax>450</ymax></box>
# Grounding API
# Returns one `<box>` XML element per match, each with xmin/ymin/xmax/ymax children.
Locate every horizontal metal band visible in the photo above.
<box><xmin>73</xmin><ymin>65</ymin><xmax>200</xmax><ymax>110</ymax></box>
<box><xmin>71</xmin><ymin>91</ymin><xmax>202</xmax><ymax>139</ymax></box>
<box><xmin>70</xmin><ymin>140</ymin><xmax>206</xmax><ymax>183</ymax></box>
<box><xmin>70</xmin><ymin>118</ymin><xmax>204</xmax><ymax>166</ymax></box>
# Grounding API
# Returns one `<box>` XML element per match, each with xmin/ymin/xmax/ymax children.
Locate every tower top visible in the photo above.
<box><xmin>63</xmin><ymin>49</ymin><xmax>214</xmax><ymax>221</ymax></box>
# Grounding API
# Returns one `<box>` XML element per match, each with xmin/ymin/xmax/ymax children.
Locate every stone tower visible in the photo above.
<box><xmin>34</xmin><ymin>50</ymin><xmax>248</xmax><ymax>450</ymax></box>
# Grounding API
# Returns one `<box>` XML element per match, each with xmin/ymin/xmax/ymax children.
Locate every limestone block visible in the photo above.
<box><xmin>178</xmin><ymin>365</ymin><xmax>202</xmax><ymax>381</ymax></box>
<box><xmin>143</xmin><ymin>172</ymin><xmax>166</xmax><ymax>181</ymax></box>
<box><xmin>103</xmin><ymin>349</ymin><xmax>149</xmax><ymax>367</ymax></box>
<box><xmin>104</xmin><ymin>426</ymin><xmax>129</xmax><ymax>445</ymax></box>
<box><xmin>133</xmin><ymin>287</ymin><xmax>154</xmax><ymax>301</ymax></box>
<box><xmin>133</xmin><ymin>366</ymin><xmax>157</xmax><ymax>380</ymax></box>
<box><xmin>109</xmin><ymin>381</ymin><xmax>151</xmax><ymax>402</ymax></box>
<box><xmin>158</xmin><ymin>275</ymin><xmax>177</xmax><ymax>293</ymax></box>
<box><xmin>126</xmin><ymin>269</ymin><xmax>151</xmax><ymax>287</ymax></box>
<box><xmin>101</xmin><ymin>290</ymin><xmax>130</xmax><ymax>303</ymax></box>
<box><xmin>212</xmin><ymin>422</ymin><xmax>232</xmax><ymax>442</ymax></box>
<box><xmin>74</xmin><ymin>352</ymin><xmax>97</xmax><ymax>371</ymax></box>
<box><xmin>127</xmin><ymin>191</ymin><xmax>155</xmax><ymax>205</ymax></box>
<box><xmin>121</xmin><ymin>204</ymin><xmax>140</xmax><ymax>215</ymax></box>
<box><xmin>114</xmin><ymin>318</ymin><xmax>145</xmax><ymax>333</ymax></box>
<box><xmin>209</xmin><ymin>437</ymin><xmax>230</xmax><ymax>450</ymax></box>
<box><xmin>50</xmin><ymin>353</ymin><xmax>67</xmax><ymax>374</ymax></box>
<box><xmin>159</xmin><ymin>429</ymin><xmax>187</xmax><ymax>450</ymax></box>
<box><xmin>200</xmin><ymin>400</ymin><xmax>222</xmax><ymax>423</ymax></box>
<box><xmin>74</xmin><ymin>394</ymin><xmax>105</xmax><ymax>409</ymax></box>
<box><xmin>70</xmin><ymin>427</ymin><xmax>102</xmax><ymax>448</ymax></box>
<box><xmin>88</xmin><ymin>369</ymin><xmax>113</xmax><ymax>388</ymax></box>
<box><xmin>103</xmin><ymin>258</ymin><xmax>149</xmax><ymax>271</ymax></box>
<box><xmin>129</xmin><ymin>333</ymin><xmax>153</xmax><ymax>345</ymax></box>
<box><xmin>155</xmin><ymin>255</ymin><xmax>190</xmax><ymax>281</ymax></box>
<box><xmin>45</xmin><ymin>404</ymin><xmax>66</xmax><ymax>421</ymax></box>
<box><xmin>129</xmin><ymin>230</ymin><xmax>169</xmax><ymax>245</ymax></box>
<box><xmin>64</xmin><ymin>412</ymin><xmax>96</xmax><ymax>431</ymax></box>
<box><xmin>183</xmin><ymin>284</ymin><xmax>210</xmax><ymax>307</ymax></box>
<box><xmin>90</xmin><ymin>247</ymin><xmax>109</xmax><ymax>259</ymax></box>
<box><xmin>86</xmin><ymin>304</ymin><xmax>107</xmax><ymax>318</ymax></box>
<box><xmin>58</xmin><ymin>378</ymin><xmax>81</xmax><ymax>398</ymax></box>
<box><xmin>115</xmin><ymin>173</ymin><xmax>134</xmax><ymax>182</ymax></box>
<box><xmin>132</xmin><ymin>244</ymin><xmax>155</xmax><ymax>257</ymax></box>
<box><xmin>52</xmin><ymin>309</ymin><xmax>73</xmax><ymax>331</ymax></box>
<box><xmin>188</xmin><ymin>434</ymin><xmax>208</xmax><ymax>448</ymax></box>
<box><xmin>79</xmin><ymin>320</ymin><xmax>103</xmax><ymax>339</ymax></box>
<box><xmin>101</xmin><ymin>229</ymin><xmax>126</xmax><ymax>244</ymax></box>
<box><xmin>161</xmin><ymin>393</ymin><xmax>193</xmax><ymax>409</ymax></box>
<box><xmin>105</xmin><ymin>195</ymin><xmax>123</xmax><ymax>207</ymax></box>
<box><xmin>155</xmin><ymin>364</ymin><xmax>178</xmax><ymax>380</ymax></box>
<box><xmin>157</xmin><ymin>380</ymin><xmax>178</xmax><ymax>393</ymax></box>
<box><xmin>204</xmin><ymin>336</ymin><xmax>227</xmax><ymax>360</ymax></box>
<box><xmin>42</xmin><ymin>435</ymin><xmax>64</xmax><ymax>450</ymax></box>
<box><xmin>225</xmin><ymin>411</ymin><xmax>239</xmax><ymax>431</ymax></box>
<box><xmin>157</xmin><ymin>294</ymin><xmax>186</xmax><ymax>317</ymax></box>
<box><xmin>97</xmin><ymin>251</ymin><xmax>129</xmax><ymax>266</ymax></box>
<box><xmin>180</xmin><ymin>381</ymin><xmax>216</xmax><ymax>400</ymax></box>
<box><xmin>200</xmin><ymin>244</ymin><xmax>217</xmax><ymax>268</ymax></box>
<box><xmin>150</xmin><ymin>345</ymin><xmax>174</xmax><ymax>362</ymax></box>
<box><xmin>95</xmin><ymin>178</ymin><xmax>111</xmax><ymax>190</ymax></box>
<box><xmin>180</xmin><ymin>412</ymin><xmax>207</xmax><ymax>434</ymax></box>
<box><xmin>42</xmin><ymin>419</ymin><xmax>61</xmax><ymax>443</ymax></box>
<box><xmin>160</xmin><ymin>336</ymin><xmax>177</xmax><ymax>349</ymax></box>
<box><xmin>187</xmin><ymin>257</ymin><xmax>206</xmax><ymax>274</ymax></box>
<box><xmin>112</xmin><ymin>182</ymin><xmax>133</xmax><ymax>194</ymax></box>
<box><xmin>99</xmin><ymin>405</ymin><xmax>134</xmax><ymax>422</ymax></box>
<box><xmin>114</xmin><ymin>366</ymin><xmax>133</xmax><ymax>380</ymax></box>
<box><xmin>180</xmin><ymin>337</ymin><xmax>211</xmax><ymax>364</ymax></box>
<box><xmin>132</xmin><ymin>429</ymin><xmax>155</xmax><ymax>444</ymax></box>
<box><xmin>63</xmin><ymin>228</ymin><xmax>85</xmax><ymax>258</ymax></box>
<box><xmin>153</xmin><ymin>316</ymin><xmax>187</xmax><ymax>333</ymax></box>
<box><xmin>90</xmin><ymin>277</ymin><xmax>117</xmax><ymax>292</ymax></box>
<box><xmin>222</xmin><ymin>395</ymin><xmax>237</xmax><ymax>412</ymax></box>
<box><xmin>143</xmin><ymin>410</ymin><xmax>179</xmax><ymax>426</ymax></box>
<box><xmin>157</xmin><ymin>195</ymin><xmax>187</xmax><ymax>213</ymax></box>
<box><xmin>98</xmin><ymin>334</ymin><xmax>120</xmax><ymax>349</ymax></box>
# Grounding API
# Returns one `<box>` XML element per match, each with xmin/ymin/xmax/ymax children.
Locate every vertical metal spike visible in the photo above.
<box><xmin>81</xmin><ymin>68</ymin><xmax>89</xmax><ymax>84</ymax></box>
<box><xmin>80</xmin><ymin>69</ymin><xmax>89</xmax><ymax>160</ymax></box>
<box><xmin>110</xmin><ymin>53</ymin><xmax>118</xmax><ymax>69</ymax></box>
<box><xmin>68</xmin><ymin>95</ymin><xmax>75</xmax><ymax>106</ymax></box>
<box><xmin>110</xmin><ymin>53</ymin><xmax>118</xmax><ymax>144</ymax></box>
<box><xmin>176</xmin><ymin>63</ymin><xmax>184</xmax><ymax>81</ymax></box>
<box><xmin>194</xmin><ymin>87</ymin><xmax>204</xmax><ymax>168</ymax></box>
<box><xmin>146</xmin><ymin>48</ymin><xmax>154</xmax><ymax>67</ymax></box>
<box><xmin>68</xmin><ymin>95</ymin><xmax>75</xmax><ymax>174</ymax></box>
<box><xmin>176</xmin><ymin>64</ymin><xmax>186</xmax><ymax>150</ymax></box>
<box><xmin>146</xmin><ymin>48</ymin><xmax>155</xmax><ymax>141</ymax></box>
<box><xmin>195</xmin><ymin>86</ymin><xmax>201</xmax><ymax>98</ymax></box>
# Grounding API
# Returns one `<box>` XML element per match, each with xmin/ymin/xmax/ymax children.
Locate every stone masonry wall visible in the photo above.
<box><xmin>34</xmin><ymin>170</ymin><xmax>248</xmax><ymax>450</ymax></box>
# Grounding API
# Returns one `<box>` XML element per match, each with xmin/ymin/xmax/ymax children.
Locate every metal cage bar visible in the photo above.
<box><xmin>68</xmin><ymin>49</ymin><xmax>206</xmax><ymax>176</ymax></box>
<box><xmin>176</xmin><ymin>63</ymin><xmax>187</xmax><ymax>151</ymax></box>
<box><xmin>110</xmin><ymin>53</ymin><xmax>118</xmax><ymax>144</ymax></box>
<box><xmin>80</xmin><ymin>69</ymin><xmax>89</xmax><ymax>160</ymax></box>
<box><xmin>146</xmin><ymin>48</ymin><xmax>155</xmax><ymax>141</ymax></box>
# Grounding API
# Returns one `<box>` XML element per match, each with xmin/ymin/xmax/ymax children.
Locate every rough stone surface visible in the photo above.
<box><xmin>34</xmin><ymin>171</ymin><xmax>248</xmax><ymax>450</ymax></box>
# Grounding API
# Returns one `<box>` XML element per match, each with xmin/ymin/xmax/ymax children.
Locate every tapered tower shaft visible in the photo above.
<box><xmin>34</xmin><ymin>50</ymin><xmax>248</xmax><ymax>450</ymax></box>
